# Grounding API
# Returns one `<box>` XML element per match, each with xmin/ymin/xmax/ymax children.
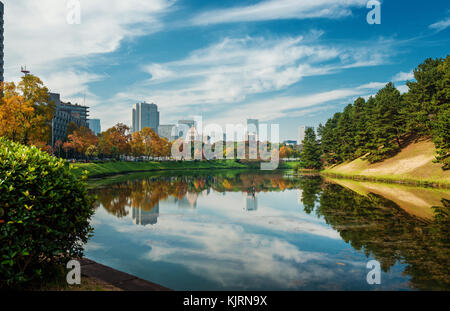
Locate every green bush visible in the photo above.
<box><xmin>0</xmin><ymin>138</ymin><xmax>95</xmax><ymax>289</ymax></box>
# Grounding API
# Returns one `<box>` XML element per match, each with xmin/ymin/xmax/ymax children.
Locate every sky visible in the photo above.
<box><xmin>3</xmin><ymin>0</ymin><xmax>450</xmax><ymax>141</ymax></box>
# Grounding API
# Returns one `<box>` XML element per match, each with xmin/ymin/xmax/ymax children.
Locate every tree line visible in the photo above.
<box><xmin>56</xmin><ymin>123</ymin><xmax>173</xmax><ymax>160</ymax></box>
<box><xmin>299</xmin><ymin>56</ymin><xmax>449</xmax><ymax>170</ymax></box>
<box><xmin>0</xmin><ymin>75</ymin><xmax>172</xmax><ymax>160</ymax></box>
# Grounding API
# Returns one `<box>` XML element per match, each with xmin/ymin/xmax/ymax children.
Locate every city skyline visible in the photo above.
<box><xmin>1</xmin><ymin>0</ymin><xmax>450</xmax><ymax>141</ymax></box>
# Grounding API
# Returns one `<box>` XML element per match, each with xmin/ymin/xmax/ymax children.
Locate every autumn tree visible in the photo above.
<box><xmin>130</xmin><ymin>127</ymin><xmax>173</xmax><ymax>159</ymax></box>
<box><xmin>279</xmin><ymin>145</ymin><xmax>294</xmax><ymax>158</ymax></box>
<box><xmin>0</xmin><ymin>76</ymin><xmax>55</xmax><ymax>146</ymax></box>
<box><xmin>66</xmin><ymin>126</ymin><xmax>99</xmax><ymax>158</ymax></box>
<box><xmin>85</xmin><ymin>145</ymin><xmax>99</xmax><ymax>160</ymax></box>
<box><xmin>99</xmin><ymin>123</ymin><xmax>131</xmax><ymax>158</ymax></box>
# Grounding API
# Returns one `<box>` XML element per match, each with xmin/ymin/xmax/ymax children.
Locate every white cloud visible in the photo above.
<box><xmin>42</xmin><ymin>70</ymin><xmax>104</xmax><ymax>98</ymax></box>
<box><xmin>396</xmin><ymin>84</ymin><xmax>409</xmax><ymax>94</ymax></box>
<box><xmin>206</xmin><ymin>84</ymin><xmax>377</xmax><ymax>125</ymax></box>
<box><xmin>429</xmin><ymin>17</ymin><xmax>450</xmax><ymax>32</ymax></box>
<box><xmin>392</xmin><ymin>71</ymin><xmax>414</xmax><ymax>82</ymax></box>
<box><xmin>357</xmin><ymin>82</ymin><xmax>387</xmax><ymax>89</ymax></box>
<box><xmin>3</xmin><ymin>0</ymin><xmax>175</xmax><ymax>107</ymax></box>
<box><xmin>103</xmin><ymin>34</ymin><xmax>389</xmax><ymax>127</ymax></box>
<box><xmin>122</xmin><ymin>35</ymin><xmax>391</xmax><ymax>125</ymax></box>
<box><xmin>191</xmin><ymin>0</ymin><xmax>367</xmax><ymax>25</ymax></box>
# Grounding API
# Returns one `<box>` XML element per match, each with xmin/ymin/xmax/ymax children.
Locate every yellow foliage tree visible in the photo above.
<box><xmin>0</xmin><ymin>76</ymin><xmax>55</xmax><ymax>146</ymax></box>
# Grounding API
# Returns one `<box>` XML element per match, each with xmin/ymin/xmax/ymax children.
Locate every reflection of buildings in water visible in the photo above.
<box><xmin>177</xmin><ymin>192</ymin><xmax>198</xmax><ymax>209</ymax></box>
<box><xmin>245</xmin><ymin>192</ymin><xmax>258</xmax><ymax>211</ymax></box>
<box><xmin>130</xmin><ymin>204</ymin><xmax>159</xmax><ymax>226</ymax></box>
<box><xmin>298</xmin><ymin>189</ymin><xmax>303</xmax><ymax>206</ymax></box>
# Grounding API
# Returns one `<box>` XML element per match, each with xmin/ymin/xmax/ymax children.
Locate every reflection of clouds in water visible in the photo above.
<box><xmin>89</xmin><ymin>189</ymin><xmax>361</xmax><ymax>289</ymax></box>
<box><xmin>83</xmin><ymin>241</ymin><xmax>107</xmax><ymax>252</ymax></box>
<box><xmin>132</xmin><ymin>215</ymin><xmax>359</xmax><ymax>289</ymax></box>
<box><xmin>199</xmin><ymin>192</ymin><xmax>341</xmax><ymax>239</ymax></box>
<box><xmin>141</xmin><ymin>219</ymin><xmax>327</xmax><ymax>288</ymax></box>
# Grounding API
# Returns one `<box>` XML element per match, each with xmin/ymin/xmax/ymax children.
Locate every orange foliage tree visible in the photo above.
<box><xmin>130</xmin><ymin>127</ymin><xmax>172</xmax><ymax>159</ymax></box>
<box><xmin>98</xmin><ymin>123</ymin><xmax>131</xmax><ymax>158</ymax></box>
<box><xmin>65</xmin><ymin>126</ymin><xmax>99</xmax><ymax>158</ymax></box>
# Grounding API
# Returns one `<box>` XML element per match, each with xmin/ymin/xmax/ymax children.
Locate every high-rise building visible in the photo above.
<box><xmin>158</xmin><ymin>124</ymin><xmax>177</xmax><ymax>141</ymax></box>
<box><xmin>131</xmin><ymin>102</ymin><xmax>159</xmax><ymax>133</ymax></box>
<box><xmin>298</xmin><ymin>126</ymin><xmax>314</xmax><ymax>145</ymax></box>
<box><xmin>130</xmin><ymin>205</ymin><xmax>159</xmax><ymax>226</ymax></box>
<box><xmin>247</xmin><ymin>119</ymin><xmax>259</xmax><ymax>141</ymax></box>
<box><xmin>245</xmin><ymin>193</ymin><xmax>258</xmax><ymax>211</ymax></box>
<box><xmin>247</xmin><ymin>119</ymin><xmax>259</xmax><ymax>134</ymax></box>
<box><xmin>50</xmin><ymin>92</ymin><xmax>89</xmax><ymax>144</ymax></box>
<box><xmin>0</xmin><ymin>1</ymin><xmax>4</xmax><ymax>83</ymax></box>
<box><xmin>176</xmin><ymin>120</ymin><xmax>195</xmax><ymax>139</ymax></box>
<box><xmin>88</xmin><ymin>119</ymin><xmax>101</xmax><ymax>135</ymax></box>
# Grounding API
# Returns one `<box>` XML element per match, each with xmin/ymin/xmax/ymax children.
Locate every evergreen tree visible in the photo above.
<box><xmin>312</xmin><ymin>55</ymin><xmax>449</xmax><ymax>169</ymax></box>
<box><xmin>404</xmin><ymin>57</ymin><xmax>446</xmax><ymax>136</ymax></box>
<box><xmin>300</xmin><ymin>127</ymin><xmax>322</xmax><ymax>169</ymax></box>
<box><xmin>366</xmin><ymin>82</ymin><xmax>405</xmax><ymax>162</ymax></box>
<box><xmin>431</xmin><ymin>56</ymin><xmax>450</xmax><ymax>169</ymax></box>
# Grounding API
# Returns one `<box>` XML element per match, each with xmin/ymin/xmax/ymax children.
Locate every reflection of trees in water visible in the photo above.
<box><xmin>297</xmin><ymin>176</ymin><xmax>323</xmax><ymax>214</ymax></box>
<box><xmin>93</xmin><ymin>172</ymin><xmax>449</xmax><ymax>290</ymax></box>
<box><xmin>304</xmin><ymin>181</ymin><xmax>449</xmax><ymax>290</ymax></box>
<box><xmin>94</xmin><ymin>184</ymin><xmax>132</xmax><ymax>218</ymax></box>
<box><xmin>94</xmin><ymin>172</ymin><xmax>305</xmax><ymax>218</ymax></box>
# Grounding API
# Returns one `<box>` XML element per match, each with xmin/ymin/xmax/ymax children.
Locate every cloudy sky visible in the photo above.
<box><xmin>3</xmin><ymin>0</ymin><xmax>449</xmax><ymax>140</ymax></box>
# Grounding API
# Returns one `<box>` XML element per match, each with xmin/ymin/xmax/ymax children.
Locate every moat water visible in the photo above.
<box><xmin>85</xmin><ymin>170</ymin><xmax>450</xmax><ymax>290</ymax></box>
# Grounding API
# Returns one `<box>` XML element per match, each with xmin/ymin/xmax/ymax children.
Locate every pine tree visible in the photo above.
<box><xmin>300</xmin><ymin>127</ymin><xmax>322</xmax><ymax>169</ymax></box>
<box><xmin>366</xmin><ymin>82</ymin><xmax>405</xmax><ymax>162</ymax></box>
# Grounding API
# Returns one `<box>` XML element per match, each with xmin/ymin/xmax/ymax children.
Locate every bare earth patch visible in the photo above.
<box><xmin>327</xmin><ymin>139</ymin><xmax>450</xmax><ymax>183</ymax></box>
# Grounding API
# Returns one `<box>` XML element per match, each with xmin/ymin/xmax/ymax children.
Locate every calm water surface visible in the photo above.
<box><xmin>85</xmin><ymin>170</ymin><xmax>450</xmax><ymax>291</ymax></box>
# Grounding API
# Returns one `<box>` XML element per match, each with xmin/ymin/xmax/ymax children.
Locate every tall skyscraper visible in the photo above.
<box><xmin>0</xmin><ymin>1</ymin><xmax>4</xmax><ymax>83</ymax></box>
<box><xmin>247</xmin><ymin>119</ymin><xmax>259</xmax><ymax>134</ymax></box>
<box><xmin>88</xmin><ymin>119</ymin><xmax>101</xmax><ymax>135</ymax></box>
<box><xmin>247</xmin><ymin>119</ymin><xmax>259</xmax><ymax>141</ymax></box>
<box><xmin>130</xmin><ymin>205</ymin><xmax>159</xmax><ymax>226</ymax></box>
<box><xmin>131</xmin><ymin>102</ymin><xmax>160</xmax><ymax>133</ymax></box>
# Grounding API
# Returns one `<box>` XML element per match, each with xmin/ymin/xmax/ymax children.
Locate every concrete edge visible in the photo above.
<box><xmin>79</xmin><ymin>258</ymin><xmax>172</xmax><ymax>291</ymax></box>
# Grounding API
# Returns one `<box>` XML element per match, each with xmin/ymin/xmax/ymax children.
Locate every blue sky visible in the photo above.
<box><xmin>3</xmin><ymin>0</ymin><xmax>450</xmax><ymax>140</ymax></box>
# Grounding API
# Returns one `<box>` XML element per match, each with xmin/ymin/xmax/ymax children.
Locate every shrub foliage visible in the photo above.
<box><xmin>0</xmin><ymin>138</ymin><xmax>94</xmax><ymax>288</ymax></box>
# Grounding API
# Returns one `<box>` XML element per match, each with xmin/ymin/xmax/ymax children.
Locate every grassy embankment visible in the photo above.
<box><xmin>73</xmin><ymin>159</ymin><xmax>301</xmax><ymax>178</ymax></box>
<box><xmin>322</xmin><ymin>139</ymin><xmax>450</xmax><ymax>188</ymax></box>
